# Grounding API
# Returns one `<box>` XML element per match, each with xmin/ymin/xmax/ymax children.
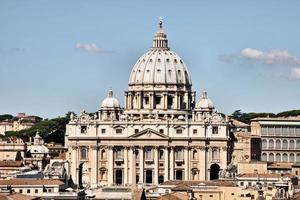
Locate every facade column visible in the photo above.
<box><xmin>108</xmin><ymin>146</ymin><xmax>114</xmax><ymax>185</ymax></box>
<box><xmin>129</xmin><ymin>146</ymin><xmax>136</xmax><ymax>185</ymax></box>
<box><xmin>164</xmin><ymin>147</ymin><xmax>169</xmax><ymax>181</ymax></box>
<box><xmin>71</xmin><ymin>146</ymin><xmax>78</xmax><ymax>185</ymax></box>
<box><xmin>90</xmin><ymin>145</ymin><xmax>98</xmax><ymax>188</ymax></box>
<box><xmin>170</xmin><ymin>147</ymin><xmax>174</xmax><ymax>180</ymax></box>
<box><xmin>139</xmin><ymin>146</ymin><xmax>144</xmax><ymax>183</ymax></box>
<box><xmin>184</xmin><ymin>147</ymin><xmax>189</xmax><ymax>180</ymax></box>
<box><xmin>154</xmin><ymin>146</ymin><xmax>159</xmax><ymax>185</ymax></box>
<box><xmin>124</xmin><ymin>147</ymin><xmax>128</xmax><ymax>185</ymax></box>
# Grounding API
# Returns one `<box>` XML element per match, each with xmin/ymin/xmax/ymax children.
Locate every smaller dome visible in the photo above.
<box><xmin>101</xmin><ymin>89</ymin><xmax>120</xmax><ymax>109</ymax></box>
<box><xmin>196</xmin><ymin>91</ymin><xmax>214</xmax><ymax>111</ymax></box>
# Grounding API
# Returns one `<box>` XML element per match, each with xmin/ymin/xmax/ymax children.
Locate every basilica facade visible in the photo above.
<box><xmin>65</xmin><ymin>20</ymin><xmax>229</xmax><ymax>189</ymax></box>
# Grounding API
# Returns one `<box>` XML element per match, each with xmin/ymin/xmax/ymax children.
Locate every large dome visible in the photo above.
<box><xmin>128</xmin><ymin>20</ymin><xmax>192</xmax><ymax>87</ymax></box>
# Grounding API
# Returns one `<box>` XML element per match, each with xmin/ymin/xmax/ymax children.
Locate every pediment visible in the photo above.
<box><xmin>129</xmin><ymin>128</ymin><xmax>169</xmax><ymax>139</ymax></box>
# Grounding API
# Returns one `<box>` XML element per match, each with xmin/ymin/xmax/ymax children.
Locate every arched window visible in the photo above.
<box><xmin>101</xmin><ymin>149</ymin><xmax>106</xmax><ymax>159</ymax></box>
<box><xmin>296</xmin><ymin>140</ymin><xmax>300</xmax><ymax>148</ymax></box>
<box><xmin>282</xmin><ymin>140</ymin><xmax>288</xmax><ymax>149</ymax></box>
<box><xmin>290</xmin><ymin>140</ymin><xmax>295</xmax><ymax>149</ymax></box>
<box><xmin>276</xmin><ymin>140</ymin><xmax>281</xmax><ymax>149</ymax></box>
<box><xmin>282</xmin><ymin>153</ymin><xmax>288</xmax><ymax>162</ymax></box>
<box><xmin>269</xmin><ymin>153</ymin><xmax>274</xmax><ymax>162</ymax></box>
<box><xmin>81</xmin><ymin>148</ymin><xmax>87</xmax><ymax>160</ymax></box>
<box><xmin>276</xmin><ymin>153</ymin><xmax>281</xmax><ymax>162</ymax></box>
<box><xmin>261</xmin><ymin>153</ymin><xmax>267</xmax><ymax>161</ymax></box>
<box><xmin>262</xmin><ymin>139</ymin><xmax>267</xmax><ymax>149</ymax></box>
<box><xmin>193</xmin><ymin>150</ymin><xmax>198</xmax><ymax>160</ymax></box>
<box><xmin>297</xmin><ymin>154</ymin><xmax>300</xmax><ymax>162</ymax></box>
<box><xmin>290</xmin><ymin>153</ymin><xmax>295</xmax><ymax>162</ymax></box>
<box><xmin>269</xmin><ymin>139</ymin><xmax>274</xmax><ymax>149</ymax></box>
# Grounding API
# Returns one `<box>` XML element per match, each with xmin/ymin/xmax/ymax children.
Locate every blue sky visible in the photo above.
<box><xmin>0</xmin><ymin>1</ymin><xmax>300</xmax><ymax>118</ymax></box>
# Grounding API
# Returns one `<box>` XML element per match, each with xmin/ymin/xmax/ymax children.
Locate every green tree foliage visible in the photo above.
<box><xmin>231</xmin><ymin>109</ymin><xmax>300</xmax><ymax>124</ymax></box>
<box><xmin>0</xmin><ymin>114</ymin><xmax>14</xmax><ymax>121</ymax></box>
<box><xmin>15</xmin><ymin>151</ymin><xmax>23</xmax><ymax>161</ymax></box>
<box><xmin>4</xmin><ymin>112</ymin><xmax>73</xmax><ymax>145</ymax></box>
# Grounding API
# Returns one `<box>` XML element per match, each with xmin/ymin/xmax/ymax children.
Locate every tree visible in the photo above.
<box><xmin>15</xmin><ymin>151</ymin><xmax>23</xmax><ymax>161</ymax></box>
<box><xmin>0</xmin><ymin>114</ymin><xmax>13</xmax><ymax>121</ymax></box>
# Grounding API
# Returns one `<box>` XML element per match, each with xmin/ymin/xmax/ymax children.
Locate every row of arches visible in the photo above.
<box><xmin>261</xmin><ymin>139</ymin><xmax>300</xmax><ymax>150</ymax></box>
<box><xmin>261</xmin><ymin>152</ymin><xmax>300</xmax><ymax>162</ymax></box>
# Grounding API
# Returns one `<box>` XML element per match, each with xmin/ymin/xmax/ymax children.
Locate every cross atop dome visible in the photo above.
<box><xmin>159</xmin><ymin>16</ymin><xmax>163</xmax><ymax>29</ymax></box>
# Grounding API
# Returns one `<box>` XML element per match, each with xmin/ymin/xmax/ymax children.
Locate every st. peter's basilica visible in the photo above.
<box><xmin>65</xmin><ymin>20</ymin><xmax>229</xmax><ymax>189</ymax></box>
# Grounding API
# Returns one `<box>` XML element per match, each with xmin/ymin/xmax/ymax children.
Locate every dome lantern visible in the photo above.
<box><xmin>152</xmin><ymin>18</ymin><xmax>169</xmax><ymax>50</ymax></box>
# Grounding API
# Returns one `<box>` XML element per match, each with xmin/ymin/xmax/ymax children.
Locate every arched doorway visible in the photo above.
<box><xmin>210</xmin><ymin>164</ymin><xmax>220</xmax><ymax>180</ymax></box>
<box><xmin>78</xmin><ymin>163</ymin><xmax>84</xmax><ymax>189</ymax></box>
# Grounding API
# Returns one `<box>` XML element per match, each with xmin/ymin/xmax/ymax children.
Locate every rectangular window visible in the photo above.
<box><xmin>145</xmin><ymin>96</ymin><xmax>149</xmax><ymax>105</ymax></box>
<box><xmin>19</xmin><ymin>189</ymin><xmax>23</xmax><ymax>193</ymax></box>
<box><xmin>135</xmin><ymin>129</ymin><xmax>139</xmax><ymax>134</ymax></box>
<box><xmin>116</xmin><ymin>129</ymin><xmax>123</xmax><ymax>134</ymax></box>
<box><xmin>81</xmin><ymin>126</ymin><xmax>87</xmax><ymax>134</ymax></box>
<box><xmin>193</xmin><ymin>129</ymin><xmax>197</xmax><ymax>134</ymax></box>
<box><xmin>212</xmin><ymin>127</ymin><xmax>218</xmax><ymax>134</ymax></box>
<box><xmin>27</xmin><ymin>189</ymin><xmax>30</xmax><ymax>194</ymax></box>
<box><xmin>159</xmin><ymin>129</ymin><xmax>164</xmax><ymax>134</ymax></box>
<box><xmin>155</xmin><ymin>96</ymin><xmax>161</xmax><ymax>105</ymax></box>
<box><xmin>115</xmin><ymin>149</ymin><xmax>123</xmax><ymax>160</ymax></box>
<box><xmin>101</xmin><ymin>129</ymin><xmax>106</xmax><ymax>134</ymax></box>
<box><xmin>176</xmin><ymin>129</ymin><xmax>183</xmax><ymax>134</ymax></box>
<box><xmin>35</xmin><ymin>189</ymin><xmax>38</xmax><ymax>193</ymax></box>
<box><xmin>240</xmin><ymin>182</ymin><xmax>244</xmax><ymax>186</ymax></box>
<box><xmin>145</xmin><ymin>148</ymin><xmax>153</xmax><ymax>160</ymax></box>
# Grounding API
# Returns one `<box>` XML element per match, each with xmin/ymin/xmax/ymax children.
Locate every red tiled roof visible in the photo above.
<box><xmin>237</xmin><ymin>173</ymin><xmax>295</xmax><ymax>179</ymax></box>
<box><xmin>0</xmin><ymin>179</ymin><xmax>64</xmax><ymax>186</ymax></box>
<box><xmin>161</xmin><ymin>180</ymin><xmax>237</xmax><ymax>187</ymax></box>
<box><xmin>158</xmin><ymin>192</ymin><xmax>189</xmax><ymax>200</ymax></box>
<box><xmin>0</xmin><ymin>161</ymin><xmax>23</xmax><ymax>167</ymax></box>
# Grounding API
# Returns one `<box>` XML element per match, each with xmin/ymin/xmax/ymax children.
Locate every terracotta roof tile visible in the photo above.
<box><xmin>0</xmin><ymin>179</ymin><xmax>64</xmax><ymax>186</ymax></box>
<box><xmin>158</xmin><ymin>192</ymin><xmax>189</xmax><ymax>200</ymax></box>
<box><xmin>237</xmin><ymin>173</ymin><xmax>295</xmax><ymax>179</ymax></box>
<box><xmin>161</xmin><ymin>180</ymin><xmax>236</xmax><ymax>187</ymax></box>
<box><xmin>0</xmin><ymin>161</ymin><xmax>23</xmax><ymax>167</ymax></box>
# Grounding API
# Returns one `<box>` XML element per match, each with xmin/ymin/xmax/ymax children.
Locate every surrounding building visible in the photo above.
<box><xmin>25</xmin><ymin>132</ymin><xmax>49</xmax><ymax>170</ymax></box>
<box><xmin>66</xmin><ymin>20</ymin><xmax>230</xmax><ymax>189</ymax></box>
<box><xmin>0</xmin><ymin>138</ymin><xmax>25</xmax><ymax>161</ymax></box>
<box><xmin>0</xmin><ymin>113</ymin><xmax>37</xmax><ymax>135</ymax></box>
<box><xmin>251</xmin><ymin>117</ymin><xmax>300</xmax><ymax>163</ymax></box>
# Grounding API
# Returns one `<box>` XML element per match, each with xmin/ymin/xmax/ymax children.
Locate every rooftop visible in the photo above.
<box><xmin>236</xmin><ymin>173</ymin><xmax>295</xmax><ymax>179</ymax></box>
<box><xmin>157</xmin><ymin>192</ymin><xmax>189</xmax><ymax>200</ymax></box>
<box><xmin>0</xmin><ymin>179</ymin><xmax>64</xmax><ymax>186</ymax></box>
<box><xmin>160</xmin><ymin>180</ymin><xmax>237</xmax><ymax>187</ymax></box>
<box><xmin>0</xmin><ymin>161</ymin><xmax>23</xmax><ymax>168</ymax></box>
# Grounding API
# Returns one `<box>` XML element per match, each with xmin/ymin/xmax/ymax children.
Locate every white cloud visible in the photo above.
<box><xmin>240</xmin><ymin>48</ymin><xmax>300</xmax><ymax>65</ymax></box>
<box><xmin>290</xmin><ymin>67</ymin><xmax>300</xmax><ymax>80</ymax></box>
<box><xmin>76</xmin><ymin>43</ymin><xmax>106</xmax><ymax>54</ymax></box>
